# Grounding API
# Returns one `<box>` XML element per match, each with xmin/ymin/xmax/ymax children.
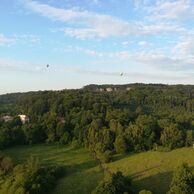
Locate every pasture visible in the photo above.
<box><xmin>4</xmin><ymin>144</ymin><xmax>194</xmax><ymax>194</ymax></box>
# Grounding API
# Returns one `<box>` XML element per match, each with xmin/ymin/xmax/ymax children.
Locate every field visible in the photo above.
<box><xmin>3</xmin><ymin>144</ymin><xmax>194</xmax><ymax>194</ymax></box>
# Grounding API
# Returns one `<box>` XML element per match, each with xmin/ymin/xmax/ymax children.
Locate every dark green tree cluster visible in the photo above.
<box><xmin>92</xmin><ymin>171</ymin><xmax>132</xmax><ymax>194</ymax></box>
<box><xmin>0</xmin><ymin>117</ymin><xmax>25</xmax><ymax>149</ymax></box>
<box><xmin>1</xmin><ymin>156</ymin><xmax>65</xmax><ymax>194</ymax></box>
<box><xmin>168</xmin><ymin>163</ymin><xmax>194</xmax><ymax>194</ymax></box>
<box><xmin>0</xmin><ymin>84</ymin><xmax>194</xmax><ymax>156</ymax></box>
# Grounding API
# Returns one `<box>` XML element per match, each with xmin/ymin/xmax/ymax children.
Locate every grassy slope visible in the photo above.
<box><xmin>3</xmin><ymin>144</ymin><xmax>103</xmax><ymax>194</ymax></box>
<box><xmin>4</xmin><ymin>145</ymin><xmax>194</xmax><ymax>194</ymax></box>
<box><xmin>108</xmin><ymin>148</ymin><xmax>194</xmax><ymax>194</ymax></box>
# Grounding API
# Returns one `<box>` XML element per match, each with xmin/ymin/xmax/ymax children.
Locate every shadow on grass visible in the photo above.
<box><xmin>131</xmin><ymin>164</ymin><xmax>162</xmax><ymax>179</ymax></box>
<box><xmin>78</xmin><ymin>159</ymin><xmax>97</xmax><ymax>170</ymax></box>
<box><xmin>53</xmin><ymin>169</ymin><xmax>103</xmax><ymax>194</ymax></box>
<box><xmin>112</xmin><ymin>152</ymin><xmax>137</xmax><ymax>162</ymax></box>
<box><xmin>54</xmin><ymin>156</ymin><xmax>99</xmax><ymax>177</ymax></box>
<box><xmin>132</xmin><ymin>171</ymin><xmax>173</xmax><ymax>194</ymax></box>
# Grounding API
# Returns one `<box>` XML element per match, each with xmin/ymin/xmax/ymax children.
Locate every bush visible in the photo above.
<box><xmin>1</xmin><ymin>156</ymin><xmax>63</xmax><ymax>194</ymax></box>
<box><xmin>185</xmin><ymin>130</ymin><xmax>193</xmax><ymax>147</ymax></box>
<box><xmin>59</xmin><ymin>132</ymin><xmax>71</xmax><ymax>145</ymax></box>
<box><xmin>167</xmin><ymin>163</ymin><xmax>194</xmax><ymax>194</ymax></box>
<box><xmin>92</xmin><ymin>171</ymin><xmax>132</xmax><ymax>194</ymax></box>
<box><xmin>99</xmin><ymin>150</ymin><xmax>113</xmax><ymax>163</ymax></box>
<box><xmin>114</xmin><ymin>135</ymin><xmax>128</xmax><ymax>154</ymax></box>
<box><xmin>160</xmin><ymin>124</ymin><xmax>184</xmax><ymax>149</ymax></box>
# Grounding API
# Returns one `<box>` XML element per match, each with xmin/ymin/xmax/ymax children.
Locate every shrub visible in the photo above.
<box><xmin>92</xmin><ymin>171</ymin><xmax>132</xmax><ymax>194</ymax></box>
<box><xmin>1</xmin><ymin>156</ymin><xmax>64</xmax><ymax>194</ymax></box>
<box><xmin>114</xmin><ymin>135</ymin><xmax>128</xmax><ymax>154</ymax></box>
<box><xmin>167</xmin><ymin>163</ymin><xmax>194</xmax><ymax>194</ymax></box>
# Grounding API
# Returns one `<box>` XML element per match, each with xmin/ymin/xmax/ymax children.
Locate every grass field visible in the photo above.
<box><xmin>3</xmin><ymin>144</ymin><xmax>194</xmax><ymax>194</ymax></box>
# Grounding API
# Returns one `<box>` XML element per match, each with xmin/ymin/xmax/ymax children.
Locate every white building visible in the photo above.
<box><xmin>106</xmin><ymin>88</ymin><xmax>113</xmax><ymax>92</ymax></box>
<box><xmin>18</xmin><ymin>115</ymin><xmax>29</xmax><ymax>124</ymax></box>
<box><xmin>2</xmin><ymin>115</ymin><xmax>13</xmax><ymax>122</ymax></box>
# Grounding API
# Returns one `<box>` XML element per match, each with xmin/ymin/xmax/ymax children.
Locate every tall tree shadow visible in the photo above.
<box><xmin>132</xmin><ymin>171</ymin><xmax>173</xmax><ymax>194</ymax></box>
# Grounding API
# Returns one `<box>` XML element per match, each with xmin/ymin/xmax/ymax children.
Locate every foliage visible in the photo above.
<box><xmin>3</xmin><ymin>144</ymin><xmax>101</xmax><ymax>194</ymax></box>
<box><xmin>92</xmin><ymin>171</ymin><xmax>132</xmax><ymax>194</ymax></box>
<box><xmin>114</xmin><ymin>135</ymin><xmax>128</xmax><ymax>154</ymax></box>
<box><xmin>160</xmin><ymin>124</ymin><xmax>184</xmax><ymax>149</ymax></box>
<box><xmin>1</xmin><ymin>84</ymin><xmax>194</xmax><ymax>159</ymax></box>
<box><xmin>4</xmin><ymin>144</ymin><xmax>194</xmax><ymax>194</ymax></box>
<box><xmin>185</xmin><ymin>130</ymin><xmax>193</xmax><ymax>147</ymax></box>
<box><xmin>167</xmin><ymin>163</ymin><xmax>194</xmax><ymax>194</ymax></box>
<box><xmin>1</xmin><ymin>156</ymin><xmax>63</xmax><ymax>194</ymax></box>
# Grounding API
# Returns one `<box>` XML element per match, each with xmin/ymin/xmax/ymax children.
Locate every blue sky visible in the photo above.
<box><xmin>1</xmin><ymin>0</ymin><xmax>194</xmax><ymax>94</ymax></box>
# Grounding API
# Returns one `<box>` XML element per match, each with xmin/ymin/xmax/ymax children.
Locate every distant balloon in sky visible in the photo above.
<box><xmin>120</xmin><ymin>72</ymin><xmax>123</xmax><ymax>76</ymax></box>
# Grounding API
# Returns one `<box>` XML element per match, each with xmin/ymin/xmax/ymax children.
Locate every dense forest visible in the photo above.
<box><xmin>1</xmin><ymin>84</ymin><xmax>194</xmax><ymax>152</ymax></box>
<box><xmin>0</xmin><ymin>83</ymin><xmax>194</xmax><ymax>193</ymax></box>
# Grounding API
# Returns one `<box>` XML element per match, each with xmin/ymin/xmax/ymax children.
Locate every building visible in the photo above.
<box><xmin>96</xmin><ymin>88</ymin><xmax>104</xmax><ymax>92</ymax></box>
<box><xmin>2</xmin><ymin>115</ymin><xmax>13</xmax><ymax>122</ymax></box>
<box><xmin>18</xmin><ymin>115</ymin><xmax>29</xmax><ymax>124</ymax></box>
<box><xmin>106</xmin><ymin>88</ymin><xmax>113</xmax><ymax>92</ymax></box>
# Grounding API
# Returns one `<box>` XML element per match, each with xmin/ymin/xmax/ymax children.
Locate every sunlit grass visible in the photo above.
<box><xmin>4</xmin><ymin>145</ymin><xmax>194</xmax><ymax>194</ymax></box>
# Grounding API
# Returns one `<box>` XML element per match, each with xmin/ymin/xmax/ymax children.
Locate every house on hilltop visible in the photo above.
<box><xmin>106</xmin><ymin>88</ymin><xmax>113</xmax><ymax>92</ymax></box>
<box><xmin>18</xmin><ymin>115</ymin><xmax>29</xmax><ymax>124</ymax></box>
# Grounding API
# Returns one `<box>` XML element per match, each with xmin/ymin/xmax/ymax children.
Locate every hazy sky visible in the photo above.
<box><xmin>1</xmin><ymin>0</ymin><xmax>194</xmax><ymax>94</ymax></box>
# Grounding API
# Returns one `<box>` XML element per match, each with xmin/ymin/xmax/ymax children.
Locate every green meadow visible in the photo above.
<box><xmin>3</xmin><ymin>144</ymin><xmax>194</xmax><ymax>194</ymax></box>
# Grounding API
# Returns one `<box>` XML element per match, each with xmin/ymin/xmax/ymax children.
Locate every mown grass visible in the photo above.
<box><xmin>4</xmin><ymin>144</ymin><xmax>103</xmax><ymax>194</ymax></box>
<box><xmin>4</xmin><ymin>145</ymin><xmax>194</xmax><ymax>194</ymax></box>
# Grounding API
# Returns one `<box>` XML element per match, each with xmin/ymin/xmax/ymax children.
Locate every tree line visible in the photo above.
<box><xmin>0</xmin><ymin>84</ymin><xmax>194</xmax><ymax>161</ymax></box>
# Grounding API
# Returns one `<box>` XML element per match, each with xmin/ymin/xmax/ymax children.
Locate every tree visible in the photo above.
<box><xmin>125</xmin><ymin>115</ymin><xmax>157</xmax><ymax>151</ymax></box>
<box><xmin>168</xmin><ymin>163</ymin><xmax>194</xmax><ymax>194</ymax></box>
<box><xmin>94</xmin><ymin>143</ymin><xmax>113</xmax><ymax>163</ymax></box>
<box><xmin>8</xmin><ymin>116</ymin><xmax>22</xmax><ymax>128</ymax></box>
<box><xmin>92</xmin><ymin>171</ymin><xmax>132</xmax><ymax>194</ymax></box>
<box><xmin>59</xmin><ymin>131</ymin><xmax>71</xmax><ymax>145</ymax></box>
<box><xmin>1</xmin><ymin>156</ymin><xmax>60</xmax><ymax>194</ymax></box>
<box><xmin>114</xmin><ymin>135</ymin><xmax>128</xmax><ymax>154</ymax></box>
<box><xmin>23</xmin><ymin>124</ymin><xmax>46</xmax><ymax>144</ymax></box>
<box><xmin>0</xmin><ymin>127</ymin><xmax>12</xmax><ymax>148</ymax></box>
<box><xmin>185</xmin><ymin>130</ymin><xmax>193</xmax><ymax>147</ymax></box>
<box><xmin>88</xmin><ymin>119</ymin><xmax>103</xmax><ymax>151</ymax></box>
<box><xmin>160</xmin><ymin>124</ymin><xmax>184</xmax><ymax>149</ymax></box>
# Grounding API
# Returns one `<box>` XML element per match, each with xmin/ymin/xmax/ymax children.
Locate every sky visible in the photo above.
<box><xmin>1</xmin><ymin>0</ymin><xmax>194</xmax><ymax>94</ymax></box>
